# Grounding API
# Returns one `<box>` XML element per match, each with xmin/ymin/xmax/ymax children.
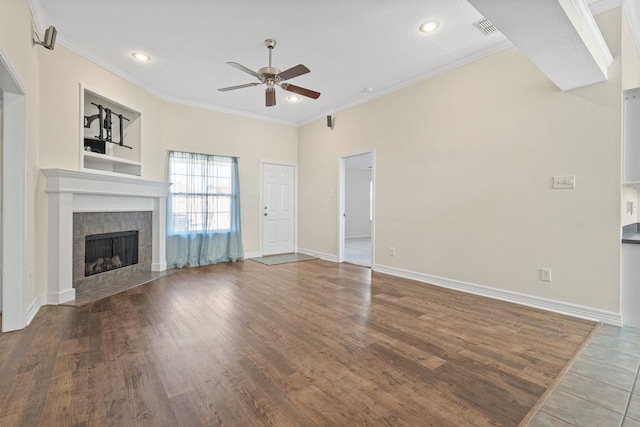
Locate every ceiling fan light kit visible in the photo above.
<box><xmin>218</xmin><ymin>39</ymin><xmax>321</xmax><ymax>107</ymax></box>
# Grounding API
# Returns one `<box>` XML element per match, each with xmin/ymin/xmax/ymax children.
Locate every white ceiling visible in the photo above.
<box><xmin>29</xmin><ymin>0</ymin><xmax>628</xmax><ymax>127</ymax></box>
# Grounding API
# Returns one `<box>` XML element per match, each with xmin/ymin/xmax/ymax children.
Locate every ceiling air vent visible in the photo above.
<box><xmin>474</xmin><ymin>18</ymin><xmax>498</xmax><ymax>35</ymax></box>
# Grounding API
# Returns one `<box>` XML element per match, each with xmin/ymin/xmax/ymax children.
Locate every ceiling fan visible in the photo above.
<box><xmin>218</xmin><ymin>39</ymin><xmax>321</xmax><ymax>107</ymax></box>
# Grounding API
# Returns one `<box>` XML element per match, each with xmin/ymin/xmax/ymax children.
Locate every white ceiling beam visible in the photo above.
<box><xmin>467</xmin><ymin>0</ymin><xmax>613</xmax><ymax>90</ymax></box>
<box><xmin>560</xmin><ymin>0</ymin><xmax>614</xmax><ymax>73</ymax></box>
<box><xmin>624</xmin><ymin>0</ymin><xmax>640</xmax><ymax>56</ymax></box>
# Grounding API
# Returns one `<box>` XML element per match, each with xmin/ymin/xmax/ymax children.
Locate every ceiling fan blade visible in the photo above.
<box><xmin>217</xmin><ymin>82</ymin><xmax>260</xmax><ymax>92</ymax></box>
<box><xmin>277</xmin><ymin>64</ymin><xmax>310</xmax><ymax>81</ymax></box>
<box><xmin>227</xmin><ymin>62</ymin><xmax>260</xmax><ymax>78</ymax></box>
<box><xmin>266</xmin><ymin>88</ymin><xmax>276</xmax><ymax>107</ymax></box>
<box><xmin>280</xmin><ymin>83</ymin><xmax>321</xmax><ymax>99</ymax></box>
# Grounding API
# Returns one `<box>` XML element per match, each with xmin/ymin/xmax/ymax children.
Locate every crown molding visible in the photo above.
<box><xmin>27</xmin><ymin>0</ymin><xmax>46</xmax><ymax>31</ymax></box>
<box><xmin>56</xmin><ymin>36</ymin><xmax>298</xmax><ymax>128</ymax></box>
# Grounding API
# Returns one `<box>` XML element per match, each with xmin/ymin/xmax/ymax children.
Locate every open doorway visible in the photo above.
<box><xmin>1</xmin><ymin>51</ymin><xmax>27</xmax><ymax>332</ymax></box>
<box><xmin>339</xmin><ymin>151</ymin><xmax>374</xmax><ymax>268</ymax></box>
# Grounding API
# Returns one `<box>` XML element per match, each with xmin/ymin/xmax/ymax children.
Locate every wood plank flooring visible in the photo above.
<box><xmin>0</xmin><ymin>260</ymin><xmax>596</xmax><ymax>426</ymax></box>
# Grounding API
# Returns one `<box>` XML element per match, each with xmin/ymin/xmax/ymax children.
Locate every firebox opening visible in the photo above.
<box><xmin>85</xmin><ymin>230</ymin><xmax>139</xmax><ymax>276</ymax></box>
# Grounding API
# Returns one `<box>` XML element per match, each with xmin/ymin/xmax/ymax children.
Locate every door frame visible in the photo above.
<box><xmin>0</xmin><ymin>48</ymin><xmax>27</xmax><ymax>332</ymax></box>
<box><xmin>338</xmin><ymin>149</ymin><xmax>375</xmax><ymax>267</ymax></box>
<box><xmin>258</xmin><ymin>160</ymin><xmax>298</xmax><ymax>257</ymax></box>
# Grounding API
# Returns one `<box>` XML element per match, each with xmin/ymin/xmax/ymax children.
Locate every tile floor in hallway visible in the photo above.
<box><xmin>528</xmin><ymin>324</ymin><xmax>640</xmax><ymax>426</ymax></box>
<box><xmin>344</xmin><ymin>236</ymin><xmax>372</xmax><ymax>267</ymax></box>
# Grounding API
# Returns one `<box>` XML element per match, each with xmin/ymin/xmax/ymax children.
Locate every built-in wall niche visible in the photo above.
<box><xmin>80</xmin><ymin>85</ymin><xmax>142</xmax><ymax>177</ymax></box>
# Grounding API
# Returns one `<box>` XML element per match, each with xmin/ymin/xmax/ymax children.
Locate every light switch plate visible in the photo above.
<box><xmin>553</xmin><ymin>175</ymin><xmax>576</xmax><ymax>189</ymax></box>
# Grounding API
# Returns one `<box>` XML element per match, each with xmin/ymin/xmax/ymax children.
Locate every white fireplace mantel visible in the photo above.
<box><xmin>42</xmin><ymin>169</ymin><xmax>172</xmax><ymax>304</ymax></box>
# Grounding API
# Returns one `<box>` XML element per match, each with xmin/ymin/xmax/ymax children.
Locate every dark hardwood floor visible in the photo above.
<box><xmin>0</xmin><ymin>260</ymin><xmax>595</xmax><ymax>426</ymax></box>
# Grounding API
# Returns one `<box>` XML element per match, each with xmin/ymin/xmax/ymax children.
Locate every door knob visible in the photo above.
<box><xmin>264</xmin><ymin>213</ymin><xmax>268</xmax><ymax>216</ymax></box>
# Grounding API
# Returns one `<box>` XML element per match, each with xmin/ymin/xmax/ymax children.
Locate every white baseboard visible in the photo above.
<box><xmin>374</xmin><ymin>263</ymin><xmax>622</xmax><ymax>326</ymax></box>
<box><xmin>151</xmin><ymin>262</ymin><xmax>167</xmax><ymax>272</ymax></box>
<box><xmin>47</xmin><ymin>288</ymin><xmax>76</xmax><ymax>305</ymax></box>
<box><xmin>244</xmin><ymin>251</ymin><xmax>262</xmax><ymax>259</ymax></box>
<box><xmin>297</xmin><ymin>247</ymin><xmax>338</xmax><ymax>263</ymax></box>
<box><xmin>26</xmin><ymin>293</ymin><xmax>46</xmax><ymax>326</ymax></box>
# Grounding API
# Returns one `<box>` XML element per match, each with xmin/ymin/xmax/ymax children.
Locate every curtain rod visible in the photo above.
<box><xmin>166</xmin><ymin>149</ymin><xmax>238</xmax><ymax>160</ymax></box>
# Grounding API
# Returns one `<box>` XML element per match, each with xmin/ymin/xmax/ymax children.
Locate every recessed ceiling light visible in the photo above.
<box><xmin>419</xmin><ymin>20</ymin><xmax>440</xmax><ymax>33</ymax></box>
<box><xmin>131</xmin><ymin>51</ymin><xmax>151</xmax><ymax>62</ymax></box>
<box><xmin>287</xmin><ymin>95</ymin><xmax>301</xmax><ymax>103</ymax></box>
<box><xmin>364</xmin><ymin>87</ymin><xmax>374</xmax><ymax>92</ymax></box>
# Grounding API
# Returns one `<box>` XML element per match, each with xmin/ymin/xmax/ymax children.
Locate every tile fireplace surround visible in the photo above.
<box><xmin>42</xmin><ymin>169</ymin><xmax>172</xmax><ymax>304</ymax></box>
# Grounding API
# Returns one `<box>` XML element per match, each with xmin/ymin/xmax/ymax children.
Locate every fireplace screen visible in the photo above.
<box><xmin>85</xmin><ymin>230</ymin><xmax>139</xmax><ymax>276</ymax></box>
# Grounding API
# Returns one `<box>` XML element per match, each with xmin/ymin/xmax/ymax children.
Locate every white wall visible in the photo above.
<box><xmin>298</xmin><ymin>9</ymin><xmax>623</xmax><ymax>313</ymax></box>
<box><xmin>345</xmin><ymin>167</ymin><xmax>371</xmax><ymax>238</ymax></box>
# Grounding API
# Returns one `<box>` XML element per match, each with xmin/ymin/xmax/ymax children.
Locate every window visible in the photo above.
<box><xmin>167</xmin><ymin>151</ymin><xmax>237</xmax><ymax>234</ymax></box>
<box><xmin>166</xmin><ymin>151</ymin><xmax>243</xmax><ymax>267</ymax></box>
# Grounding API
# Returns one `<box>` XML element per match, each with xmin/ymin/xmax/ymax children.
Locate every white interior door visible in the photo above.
<box><xmin>262</xmin><ymin>163</ymin><xmax>295</xmax><ymax>256</ymax></box>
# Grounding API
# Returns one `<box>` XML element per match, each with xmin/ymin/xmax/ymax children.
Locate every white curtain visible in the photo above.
<box><xmin>166</xmin><ymin>151</ymin><xmax>244</xmax><ymax>268</ymax></box>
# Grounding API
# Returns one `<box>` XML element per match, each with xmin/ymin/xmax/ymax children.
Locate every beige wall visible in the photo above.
<box><xmin>158</xmin><ymin>102</ymin><xmax>297</xmax><ymax>252</ymax></box>
<box><xmin>0</xmin><ymin>0</ymin><xmax>297</xmax><ymax>310</ymax></box>
<box><xmin>38</xmin><ymin>45</ymin><xmax>165</xmax><ymax>172</ymax></box>
<box><xmin>0</xmin><ymin>0</ymin><xmax>634</xmax><ymax>318</ymax></box>
<box><xmin>0</xmin><ymin>0</ymin><xmax>41</xmax><ymax>306</ymax></box>
<box><xmin>35</xmin><ymin>37</ymin><xmax>296</xmax><ymax>299</ymax></box>
<box><xmin>298</xmin><ymin>9</ymin><xmax>624</xmax><ymax>312</ymax></box>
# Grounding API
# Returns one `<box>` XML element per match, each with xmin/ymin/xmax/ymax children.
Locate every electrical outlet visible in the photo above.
<box><xmin>540</xmin><ymin>268</ymin><xmax>552</xmax><ymax>282</ymax></box>
<box><xmin>388</xmin><ymin>247</ymin><xmax>396</xmax><ymax>256</ymax></box>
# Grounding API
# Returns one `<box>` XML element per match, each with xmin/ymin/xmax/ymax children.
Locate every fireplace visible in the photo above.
<box><xmin>73</xmin><ymin>211</ymin><xmax>152</xmax><ymax>295</ymax></box>
<box><xmin>85</xmin><ymin>230</ymin><xmax>139</xmax><ymax>276</ymax></box>
<box><xmin>42</xmin><ymin>169</ymin><xmax>171</xmax><ymax>304</ymax></box>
